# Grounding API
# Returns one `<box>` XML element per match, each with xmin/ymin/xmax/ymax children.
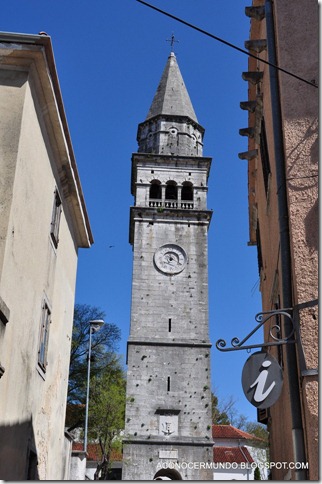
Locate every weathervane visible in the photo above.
<box><xmin>166</xmin><ymin>33</ymin><xmax>179</xmax><ymax>53</ymax></box>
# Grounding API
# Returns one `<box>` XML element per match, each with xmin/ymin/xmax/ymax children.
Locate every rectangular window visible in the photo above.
<box><xmin>168</xmin><ymin>318</ymin><xmax>172</xmax><ymax>333</ymax></box>
<box><xmin>259</xmin><ymin>118</ymin><xmax>271</xmax><ymax>196</ymax></box>
<box><xmin>38</xmin><ymin>300</ymin><xmax>51</xmax><ymax>372</ymax></box>
<box><xmin>50</xmin><ymin>189</ymin><xmax>62</xmax><ymax>248</ymax></box>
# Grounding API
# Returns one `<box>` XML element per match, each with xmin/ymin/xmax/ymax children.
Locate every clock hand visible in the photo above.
<box><xmin>167</xmin><ymin>255</ymin><xmax>176</xmax><ymax>265</ymax></box>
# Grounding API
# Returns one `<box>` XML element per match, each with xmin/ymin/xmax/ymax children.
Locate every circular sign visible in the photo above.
<box><xmin>242</xmin><ymin>351</ymin><xmax>283</xmax><ymax>409</ymax></box>
<box><xmin>154</xmin><ymin>244</ymin><xmax>187</xmax><ymax>275</ymax></box>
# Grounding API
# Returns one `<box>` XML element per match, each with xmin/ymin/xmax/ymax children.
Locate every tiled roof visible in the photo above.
<box><xmin>213</xmin><ymin>446</ymin><xmax>253</xmax><ymax>464</ymax></box>
<box><xmin>212</xmin><ymin>424</ymin><xmax>260</xmax><ymax>441</ymax></box>
<box><xmin>72</xmin><ymin>442</ymin><xmax>122</xmax><ymax>462</ymax></box>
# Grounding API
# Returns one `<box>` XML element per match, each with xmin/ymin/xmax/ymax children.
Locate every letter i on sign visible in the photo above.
<box><xmin>241</xmin><ymin>352</ymin><xmax>283</xmax><ymax>409</ymax></box>
<box><xmin>249</xmin><ymin>360</ymin><xmax>276</xmax><ymax>402</ymax></box>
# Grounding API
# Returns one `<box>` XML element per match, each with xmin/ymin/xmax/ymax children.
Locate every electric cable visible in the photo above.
<box><xmin>136</xmin><ymin>0</ymin><xmax>318</xmax><ymax>89</ymax></box>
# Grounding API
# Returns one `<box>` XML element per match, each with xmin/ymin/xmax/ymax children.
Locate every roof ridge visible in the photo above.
<box><xmin>212</xmin><ymin>423</ymin><xmax>263</xmax><ymax>441</ymax></box>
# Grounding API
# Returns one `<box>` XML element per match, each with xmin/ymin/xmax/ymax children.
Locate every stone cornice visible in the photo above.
<box><xmin>0</xmin><ymin>32</ymin><xmax>93</xmax><ymax>247</ymax></box>
<box><xmin>122</xmin><ymin>437</ymin><xmax>213</xmax><ymax>447</ymax></box>
<box><xmin>129</xmin><ymin>206</ymin><xmax>212</xmax><ymax>245</ymax></box>
<box><xmin>127</xmin><ymin>338</ymin><xmax>211</xmax><ymax>348</ymax></box>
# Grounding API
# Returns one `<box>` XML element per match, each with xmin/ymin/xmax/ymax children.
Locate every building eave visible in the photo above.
<box><xmin>0</xmin><ymin>31</ymin><xmax>93</xmax><ymax>247</ymax></box>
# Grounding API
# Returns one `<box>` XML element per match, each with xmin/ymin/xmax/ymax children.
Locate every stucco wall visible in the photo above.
<box><xmin>0</xmin><ymin>70</ymin><xmax>27</xmax><ymax>277</ymax></box>
<box><xmin>246</xmin><ymin>0</ymin><xmax>318</xmax><ymax>479</ymax></box>
<box><xmin>0</xmin><ymin>59</ymin><xmax>82</xmax><ymax>480</ymax></box>
<box><xmin>275</xmin><ymin>1</ymin><xmax>318</xmax><ymax>479</ymax></box>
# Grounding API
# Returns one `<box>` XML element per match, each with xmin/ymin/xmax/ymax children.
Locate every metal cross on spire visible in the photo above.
<box><xmin>166</xmin><ymin>33</ymin><xmax>179</xmax><ymax>53</ymax></box>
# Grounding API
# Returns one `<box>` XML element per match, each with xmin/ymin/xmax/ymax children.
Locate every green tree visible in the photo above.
<box><xmin>211</xmin><ymin>393</ymin><xmax>230</xmax><ymax>425</ymax></box>
<box><xmin>244</xmin><ymin>421</ymin><xmax>269</xmax><ymax>445</ymax></box>
<box><xmin>254</xmin><ymin>466</ymin><xmax>261</xmax><ymax>480</ymax></box>
<box><xmin>68</xmin><ymin>304</ymin><xmax>121</xmax><ymax>404</ymax></box>
<box><xmin>89</xmin><ymin>367</ymin><xmax>126</xmax><ymax>480</ymax></box>
<box><xmin>66</xmin><ymin>304</ymin><xmax>125</xmax><ymax>478</ymax></box>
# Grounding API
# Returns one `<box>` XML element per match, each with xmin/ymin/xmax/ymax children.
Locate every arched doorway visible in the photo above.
<box><xmin>153</xmin><ymin>468</ymin><xmax>183</xmax><ymax>480</ymax></box>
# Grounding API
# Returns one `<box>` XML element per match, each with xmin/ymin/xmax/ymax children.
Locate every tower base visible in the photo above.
<box><xmin>122</xmin><ymin>440</ymin><xmax>213</xmax><ymax>480</ymax></box>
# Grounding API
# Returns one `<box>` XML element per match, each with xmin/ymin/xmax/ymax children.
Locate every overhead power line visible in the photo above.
<box><xmin>136</xmin><ymin>0</ymin><xmax>318</xmax><ymax>89</ymax></box>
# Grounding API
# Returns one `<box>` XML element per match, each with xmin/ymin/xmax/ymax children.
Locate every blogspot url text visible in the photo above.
<box><xmin>156</xmin><ymin>461</ymin><xmax>309</xmax><ymax>470</ymax></box>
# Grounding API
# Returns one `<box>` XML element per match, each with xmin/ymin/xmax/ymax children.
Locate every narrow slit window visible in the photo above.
<box><xmin>167</xmin><ymin>376</ymin><xmax>171</xmax><ymax>392</ymax></box>
<box><xmin>168</xmin><ymin>318</ymin><xmax>172</xmax><ymax>332</ymax></box>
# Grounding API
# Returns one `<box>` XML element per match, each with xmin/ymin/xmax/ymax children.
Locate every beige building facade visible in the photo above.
<box><xmin>240</xmin><ymin>1</ymin><xmax>318</xmax><ymax>480</ymax></box>
<box><xmin>0</xmin><ymin>32</ymin><xmax>93</xmax><ymax>479</ymax></box>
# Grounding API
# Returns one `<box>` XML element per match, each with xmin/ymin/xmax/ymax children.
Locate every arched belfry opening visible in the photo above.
<box><xmin>165</xmin><ymin>181</ymin><xmax>177</xmax><ymax>200</ymax></box>
<box><xmin>153</xmin><ymin>468</ymin><xmax>183</xmax><ymax>480</ymax></box>
<box><xmin>150</xmin><ymin>180</ymin><xmax>162</xmax><ymax>199</ymax></box>
<box><xmin>181</xmin><ymin>182</ymin><xmax>193</xmax><ymax>201</ymax></box>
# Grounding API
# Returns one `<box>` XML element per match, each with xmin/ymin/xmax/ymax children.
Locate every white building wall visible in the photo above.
<box><xmin>213</xmin><ymin>467</ymin><xmax>253</xmax><ymax>480</ymax></box>
<box><xmin>0</xmin><ymin>35</ymin><xmax>92</xmax><ymax>481</ymax></box>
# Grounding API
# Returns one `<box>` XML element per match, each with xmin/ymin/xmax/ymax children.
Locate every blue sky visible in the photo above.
<box><xmin>1</xmin><ymin>0</ymin><xmax>263</xmax><ymax>422</ymax></box>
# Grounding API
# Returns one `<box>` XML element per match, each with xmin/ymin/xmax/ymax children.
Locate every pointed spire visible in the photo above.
<box><xmin>146</xmin><ymin>52</ymin><xmax>198</xmax><ymax>123</ymax></box>
<box><xmin>137</xmin><ymin>52</ymin><xmax>204</xmax><ymax>156</ymax></box>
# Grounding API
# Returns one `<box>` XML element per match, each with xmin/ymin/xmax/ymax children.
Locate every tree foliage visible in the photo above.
<box><xmin>244</xmin><ymin>421</ymin><xmax>269</xmax><ymax>444</ymax></box>
<box><xmin>89</xmin><ymin>368</ymin><xmax>126</xmax><ymax>480</ymax></box>
<box><xmin>66</xmin><ymin>304</ymin><xmax>126</xmax><ymax>476</ymax></box>
<box><xmin>254</xmin><ymin>466</ymin><xmax>261</xmax><ymax>480</ymax></box>
<box><xmin>68</xmin><ymin>304</ymin><xmax>121</xmax><ymax>404</ymax></box>
<box><xmin>211</xmin><ymin>393</ymin><xmax>230</xmax><ymax>425</ymax></box>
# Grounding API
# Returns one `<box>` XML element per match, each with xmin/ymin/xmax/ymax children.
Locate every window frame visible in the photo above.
<box><xmin>259</xmin><ymin>118</ymin><xmax>271</xmax><ymax>197</ymax></box>
<box><xmin>50</xmin><ymin>189</ymin><xmax>62</xmax><ymax>248</ymax></box>
<box><xmin>38</xmin><ymin>298</ymin><xmax>52</xmax><ymax>373</ymax></box>
<box><xmin>256</xmin><ymin>221</ymin><xmax>263</xmax><ymax>275</ymax></box>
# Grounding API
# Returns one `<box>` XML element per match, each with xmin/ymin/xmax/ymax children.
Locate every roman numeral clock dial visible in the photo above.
<box><xmin>154</xmin><ymin>244</ymin><xmax>187</xmax><ymax>275</ymax></box>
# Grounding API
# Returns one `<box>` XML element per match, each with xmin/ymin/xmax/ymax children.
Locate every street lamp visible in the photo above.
<box><xmin>84</xmin><ymin>319</ymin><xmax>105</xmax><ymax>453</ymax></box>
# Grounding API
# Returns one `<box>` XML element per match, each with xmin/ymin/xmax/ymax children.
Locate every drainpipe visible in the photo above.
<box><xmin>238</xmin><ymin>441</ymin><xmax>250</xmax><ymax>480</ymax></box>
<box><xmin>265</xmin><ymin>0</ymin><xmax>307</xmax><ymax>479</ymax></box>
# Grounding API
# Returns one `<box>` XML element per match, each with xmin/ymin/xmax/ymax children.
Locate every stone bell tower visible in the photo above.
<box><xmin>123</xmin><ymin>52</ymin><xmax>213</xmax><ymax>480</ymax></box>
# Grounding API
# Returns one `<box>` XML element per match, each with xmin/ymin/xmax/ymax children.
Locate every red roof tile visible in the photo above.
<box><xmin>212</xmin><ymin>424</ymin><xmax>260</xmax><ymax>441</ymax></box>
<box><xmin>213</xmin><ymin>446</ymin><xmax>253</xmax><ymax>464</ymax></box>
<box><xmin>72</xmin><ymin>442</ymin><xmax>122</xmax><ymax>462</ymax></box>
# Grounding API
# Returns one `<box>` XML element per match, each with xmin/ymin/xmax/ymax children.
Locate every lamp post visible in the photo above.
<box><xmin>84</xmin><ymin>319</ymin><xmax>105</xmax><ymax>453</ymax></box>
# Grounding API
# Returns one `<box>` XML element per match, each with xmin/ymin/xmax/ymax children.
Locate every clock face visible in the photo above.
<box><xmin>154</xmin><ymin>244</ymin><xmax>187</xmax><ymax>275</ymax></box>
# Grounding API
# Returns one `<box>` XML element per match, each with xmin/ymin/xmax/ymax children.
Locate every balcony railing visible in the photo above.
<box><xmin>180</xmin><ymin>201</ymin><xmax>194</xmax><ymax>209</ymax></box>
<box><xmin>149</xmin><ymin>200</ymin><xmax>163</xmax><ymax>208</ymax></box>
<box><xmin>149</xmin><ymin>199</ymin><xmax>194</xmax><ymax>209</ymax></box>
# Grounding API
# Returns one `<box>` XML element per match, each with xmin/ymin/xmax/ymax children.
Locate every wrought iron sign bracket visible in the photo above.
<box><xmin>216</xmin><ymin>309</ymin><xmax>295</xmax><ymax>352</ymax></box>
